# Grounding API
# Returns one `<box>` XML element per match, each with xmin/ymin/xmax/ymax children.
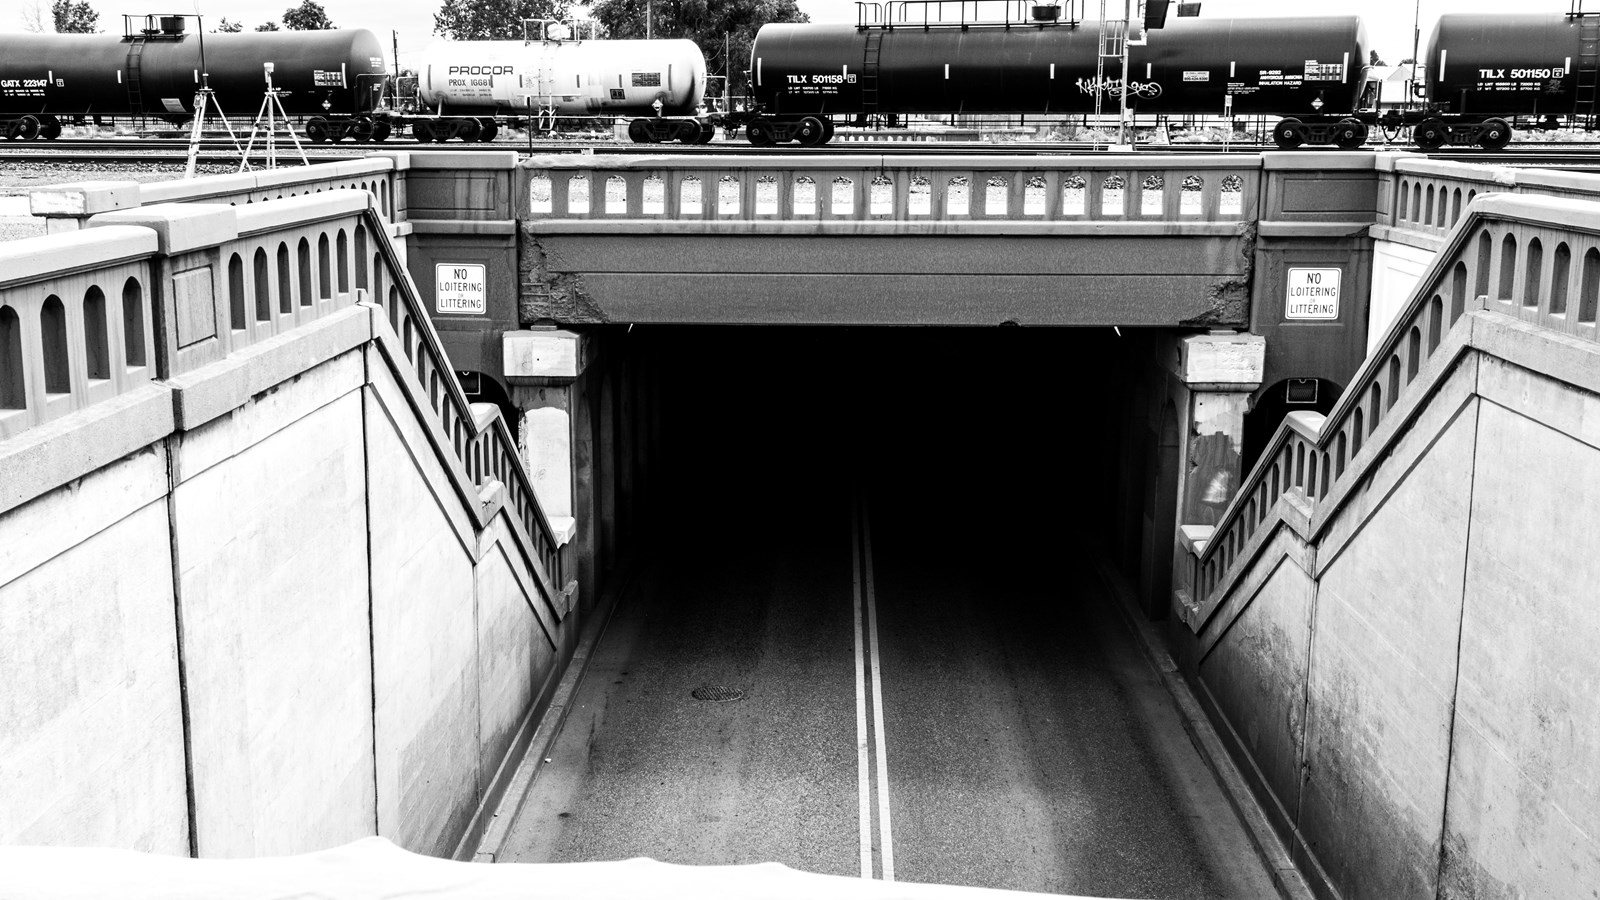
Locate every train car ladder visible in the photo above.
<box><xmin>1577</xmin><ymin>18</ymin><xmax>1600</xmax><ymax>125</ymax></box>
<box><xmin>1093</xmin><ymin>1</ymin><xmax>1126</xmax><ymax>124</ymax></box>
<box><xmin>862</xmin><ymin>29</ymin><xmax>883</xmax><ymax>121</ymax></box>
<box><xmin>125</xmin><ymin>40</ymin><xmax>147</xmax><ymax>115</ymax></box>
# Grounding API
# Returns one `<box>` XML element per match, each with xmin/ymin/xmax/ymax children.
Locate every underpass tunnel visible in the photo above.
<box><xmin>638</xmin><ymin>324</ymin><xmax>1242</xmax><ymax>625</ymax></box>
<box><xmin>499</xmin><ymin>324</ymin><xmax>1281</xmax><ymax>896</ymax></box>
<box><xmin>653</xmin><ymin>326</ymin><xmax>1134</xmax><ymax>571</ymax></box>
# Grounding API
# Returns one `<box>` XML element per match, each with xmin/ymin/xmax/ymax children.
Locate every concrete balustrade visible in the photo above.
<box><xmin>0</xmin><ymin>228</ymin><xmax>160</xmax><ymax>440</ymax></box>
<box><xmin>28</xmin><ymin>157</ymin><xmax>404</xmax><ymax>234</ymax></box>
<box><xmin>1</xmin><ymin>186</ymin><xmax>579</xmax><ymax>859</ymax></box>
<box><xmin>6</xmin><ymin>185</ymin><xmax>568</xmax><ymax>613</ymax></box>
<box><xmin>1183</xmin><ymin>193</ymin><xmax>1600</xmax><ymax>613</ymax></box>
<box><xmin>518</xmin><ymin>154</ymin><xmax>1260</xmax><ymax>223</ymax></box>
<box><xmin>1170</xmin><ymin>191</ymin><xmax>1600</xmax><ymax>900</ymax></box>
<box><xmin>1379</xmin><ymin>157</ymin><xmax>1600</xmax><ymax>246</ymax></box>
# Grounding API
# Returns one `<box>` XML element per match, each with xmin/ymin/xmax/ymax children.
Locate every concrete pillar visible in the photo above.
<box><xmin>1169</xmin><ymin>332</ymin><xmax>1267</xmax><ymax>528</ymax></box>
<box><xmin>502</xmin><ymin>328</ymin><xmax>590</xmax><ymax>550</ymax></box>
<box><xmin>1142</xmin><ymin>330</ymin><xmax>1264</xmax><ymax>619</ymax></box>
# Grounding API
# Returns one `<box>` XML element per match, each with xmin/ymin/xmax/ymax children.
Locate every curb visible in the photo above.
<box><xmin>1091</xmin><ymin>560</ymin><xmax>1316</xmax><ymax>900</ymax></box>
<box><xmin>469</xmin><ymin>557</ymin><xmax>652</xmax><ymax>863</ymax></box>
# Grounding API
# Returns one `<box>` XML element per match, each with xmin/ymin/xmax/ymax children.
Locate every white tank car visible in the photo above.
<box><xmin>417</xmin><ymin>38</ymin><xmax>707</xmax><ymax>117</ymax></box>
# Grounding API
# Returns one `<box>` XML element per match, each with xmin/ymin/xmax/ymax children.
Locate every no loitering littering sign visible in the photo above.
<box><xmin>1285</xmin><ymin>267</ymin><xmax>1340</xmax><ymax>320</ymax></box>
<box><xmin>436</xmin><ymin>264</ymin><xmax>486</xmax><ymax>314</ymax></box>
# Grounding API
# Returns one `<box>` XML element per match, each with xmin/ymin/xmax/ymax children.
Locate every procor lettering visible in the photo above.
<box><xmin>448</xmin><ymin>65</ymin><xmax>515</xmax><ymax>75</ymax></box>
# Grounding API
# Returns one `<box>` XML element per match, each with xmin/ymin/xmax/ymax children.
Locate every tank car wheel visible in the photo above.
<box><xmin>349</xmin><ymin>117</ymin><xmax>375</xmax><ymax>143</ymax></box>
<box><xmin>796</xmin><ymin>117</ymin><xmax>826</xmax><ymax>147</ymax></box>
<box><xmin>675</xmin><ymin>120</ymin><xmax>703</xmax><ymax>144</ymax></box>
<box><xmin>2</xmin><ymin>122</ymin><xmax>17</xmax><ymax>141</ymax></box>
<box><xmin>747</xmin><ymin>118</ymin><xmax>776</xmax><ymax>147</ymax></box>
<box><xmin>1334</xmin><ymin>119</ymin><xmax>1367</xmax><ymax>150</ymax></box>
<box><xmin>1413</xmin><ymin>118</ymin><xmax>1448</xmax><ymax>152</ymax></box>
<box><xmin>456</xmin><ymin>119</ymin><xmax>482</xmax><ymax>143</ymax></box>
<box><xmin>820</xmin><ymin>119</ymin><xmax>835</xmax><ymax>144</ymax></box>
<box><xmin>694</xmin><ymin>121</ymin><xmax>715</xmax><ymax>144</ymax></box>
<box><xmin>1271</xmin><ymin>118</ymin><xmax>1303</xmax><ymax>149</ymax></box>
<box><xmin>627</xmin><ymin>119</ymin><xmax>654</xmax><ymax>143</ymax></box>
<box><xmin>11</xmin><ymin>115</ymin><xmax>41</xmax><ymax>141</ymax></box>
<box><xmin>372</xmin><ymin>121</ymin><xmax>392</xmax><ymax>142</ymax></box>
<box><xmin>38</xmin><ymin>116</ymin><xmax>62</xmax><ymax>141</ymax></box>
<box><xmin>477</xmin><ymin>120</ymin><xmax>498</xmax><ymax>142</ymax></box>
<box><xmin>305</xmin><ymin>117</ymin><xmax>332</xmax><ymax>144</ymax></box>
<box><xmin>1478</xmin><ymin>118</ymin><xmax>1512</xmax><ymax>151</ymax></box>
<box><xmin>412</xmin><ymin>121</ymin><xmax>435</xmax><ymax>143</ymax></box>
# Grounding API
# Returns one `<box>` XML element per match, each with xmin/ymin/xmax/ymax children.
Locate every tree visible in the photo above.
<box><xmin>52</xmin><ymin>0</ymin><xmax>100</xmax><ymax>33</ymax></box>
<box><xmin>588</xmin><ymin>0</ymin><xmax>808</xmax><ymax>95</ymax></box>
<box><xmin>256</xmin><ymin>21</ymin><xmax>281</xmax><ymax>31</ymax></box>
<box><xmin>1368</xmin><ymin>50</ymin><xmax>1385</xmax><ymax>68</ymax></box>
<box><xmin>215</xmin><ymin>17</ymin><xmax>244</xmax><ymax>32</ymax></box>
<box><xmin>282</xmin><ymin>0</ymin><xmax>334</xmax><ymax>30</ymax></box>
<box><xmin>19</xmin><ymin>0</ymin><xmax>48</xmax><ymax>32</ymax></box>
<box><xmin>434</xmin><ymin>0</ymin><xmax>567</xmax><ymax>41</ymax></box>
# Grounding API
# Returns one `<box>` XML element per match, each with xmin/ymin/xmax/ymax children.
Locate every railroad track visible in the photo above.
<box><xmin>8</xmin><ymin>138</ymin><xmax>1600</xmax><ymax>167</ymax></box>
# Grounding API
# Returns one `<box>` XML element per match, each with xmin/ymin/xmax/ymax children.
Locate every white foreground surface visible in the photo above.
<box><xmin>0</xmin><ymin>837</ymin><xmax>1102</xmax><ymax>900</ymax></box>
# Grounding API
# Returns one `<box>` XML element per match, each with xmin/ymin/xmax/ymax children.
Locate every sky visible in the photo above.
<box><xmin>2</xmin><ymin>0</ymin><xmax>1582</xmax><ymax>71</ymax></box>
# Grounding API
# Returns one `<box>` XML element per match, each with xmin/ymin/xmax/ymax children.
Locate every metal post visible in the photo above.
<box><xmin>1409</xmin><ymin>0</ymin><xmax>1421</xmax><ymax>102</ymax></box>
<box><xmin>1119</xmin><ymin>0</ymin><xmax>1133</xmax><ymax>146</ymax></box>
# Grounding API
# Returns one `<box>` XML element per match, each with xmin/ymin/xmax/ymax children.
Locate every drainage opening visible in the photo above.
<box><xmin>691</xmin><ymin>685</ymin><xmax>746</xmax><ymax>702</ymax></box>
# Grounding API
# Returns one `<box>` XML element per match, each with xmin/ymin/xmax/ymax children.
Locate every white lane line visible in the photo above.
<box><xmin>862</xmin><ymin>504</ymin><xmax>895</xmax><ymax>882</ymax></box>
<box><xmin>851</xmin><ymin>499</ymin><xmax>874</xmax><ymax>880</ymax></box>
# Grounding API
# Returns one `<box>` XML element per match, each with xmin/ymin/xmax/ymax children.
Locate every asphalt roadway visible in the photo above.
<box><xmin>498</xmin><ymin>328</ymin><xmax>1282</xmax><ymax>898</ymax></box>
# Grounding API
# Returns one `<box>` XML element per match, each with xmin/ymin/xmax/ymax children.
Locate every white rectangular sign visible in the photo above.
<box><xmin>1285</xmin><ymin>267</ymin><xmax>1340</xmax><ymax>320</ymax></box>
<box><xmin>435</xmin><ymin>263</ymin><xmax>486</xmax><ymax>314</ymax></box>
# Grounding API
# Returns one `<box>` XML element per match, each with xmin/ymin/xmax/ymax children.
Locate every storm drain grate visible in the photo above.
<box><xmin>691</xmin><ymin>685</ymin><xmax>746</xmax><ymax>702</ymax></box>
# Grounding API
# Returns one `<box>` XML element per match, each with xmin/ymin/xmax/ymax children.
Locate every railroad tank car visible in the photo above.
<box><xmin>399</xmin><ymin>35</ymin><xmax>712</xmax><ymax>143</ymax></box>
<box><xmin>1410</xmin><ymin>13</ymin><xmax>1593</xmax><ymax>150</ymax></box>
<box><xmin>744</xmin><ymin>15</ymin><xmax>1366</xmax><ymax>146</ymax></box>
<box><xmin>0</xmin><ymin>17</ymin><xmax>387</xmax><ymax>141</ymax></box>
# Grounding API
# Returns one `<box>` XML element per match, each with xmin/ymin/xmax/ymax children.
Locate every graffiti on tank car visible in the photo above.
<box><xmin>1075</xmin><ymin>76</ymin><xmax>1162</xmax><ymax>98</ymax></box>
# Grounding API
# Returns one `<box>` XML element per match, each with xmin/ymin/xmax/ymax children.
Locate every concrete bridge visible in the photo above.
<box><xmin>2</xmin><ymin>149</ymin><xmax>1598</xmax><ymax>900</ymax></box>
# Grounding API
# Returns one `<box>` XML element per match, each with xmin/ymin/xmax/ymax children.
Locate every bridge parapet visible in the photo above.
<box><xmin>517</xmin><ymin>153</ymin><xmax>1261</xmax><ymax>225</ymax></box>
<box><xmin>1375</xmin><ymin>155</ymin><xmax>1600</xmax><ymax>249</ymax></box>
<box><xmin>1170</xmin><ymin>189</ymin><xmax>1600</xmax><ymax>900</ymax></box>
<box><xmin>25</xmin><ymin>158</ymin><xmax>404</xmax><ymax>234</ymax></box>
<box><xmin>1180</xmin><ymin>191</ymin><xmax>1600</xmax><ymax>618</ymax></box>
<box><xmin>1</xmin><ymin>188</ymin><xmax>569</xmax><ymax>593</ymax></box>
<box><xmin>0</xmin><ymin>226</ymin><xmax>159</xmax><ymax>442</ymax></box>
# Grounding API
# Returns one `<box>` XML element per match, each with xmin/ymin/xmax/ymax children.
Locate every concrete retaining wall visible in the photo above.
<box><xmin>1185</xmin><ymin>317</ymin><xmax>1600</xmax><ymax>899</ymax></box>
<box><xmin>0</xmin><ymin>307</ymin><xmax>571</xmax><ymax>859</ymax></box>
